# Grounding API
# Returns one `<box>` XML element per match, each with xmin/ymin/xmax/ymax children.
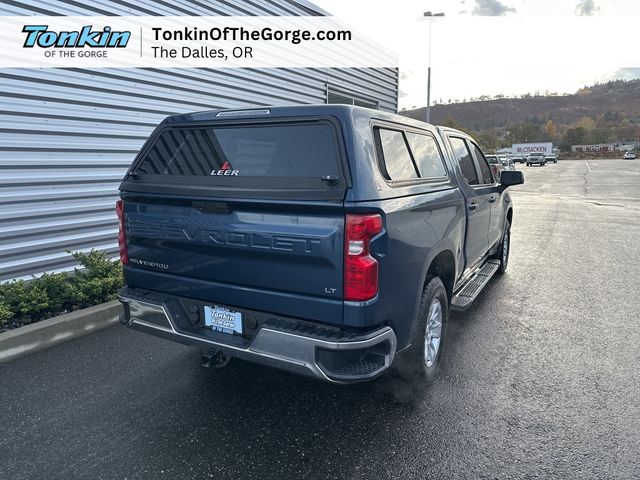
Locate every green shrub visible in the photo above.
<box><xmin>0</xmin><ymin>302</ymin><xmax>12</xmax><ymax>328</ymax></box>
<box><xmin>69</xmin><ymin>250</ymin><xmax>123</xmax><ymax>306</ymax></box>
<box><xmin>36</xmin><ymin>272</ymin><xmax>75</xmax><ymax>313</ymax></box>
<box><xmin>0</xmin><ymin>280</ymin><xmax>48</xmax><ymax>318</ymax></box>
<box><xmin>0</xmin><ymin>250</ymin><xmax>123</xmax><ymax>330</ymax></box>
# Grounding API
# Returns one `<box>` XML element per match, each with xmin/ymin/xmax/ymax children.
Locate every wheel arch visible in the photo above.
<box><xmin>424</xmin><ymin>249</ymin><xmax>456</xmax><ymax>301</ymax></box>
<box><xmin>402</xmin><ymin>248</ymin><xmax>456</xmax><ymax>352</ymax></box>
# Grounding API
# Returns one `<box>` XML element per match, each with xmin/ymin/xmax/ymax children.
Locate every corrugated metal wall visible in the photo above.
<box><xmin>0</xmin><ymin>0</ymin><xmax>398</xmax><ymax>282</ymax></box>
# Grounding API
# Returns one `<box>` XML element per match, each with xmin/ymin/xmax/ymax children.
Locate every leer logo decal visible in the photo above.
<box><xmin>211</xmin><ymin>161</ymin><xmax>238</xmax><ymax>176</ymax></box>
<box><xmin>210</xmin><ymin>169</ymin><xmax>239</xmax><ymax>176</ymax></box>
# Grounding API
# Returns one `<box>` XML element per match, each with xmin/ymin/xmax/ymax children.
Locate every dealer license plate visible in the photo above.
<box><xmin>203</xmin><ymin>305</ymin><xmax>243</xmax><ymax>335</ymax></box>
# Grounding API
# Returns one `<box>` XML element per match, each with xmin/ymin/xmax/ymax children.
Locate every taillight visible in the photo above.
<box><xmin>344</xmin><ymin>214</ymin><xmax>383</xmax><ymax>301</ymax></box>
<box><xmin>115</xmin><ymin>200</ymin><xmax>129</xmax><ymax>265</ymax></box>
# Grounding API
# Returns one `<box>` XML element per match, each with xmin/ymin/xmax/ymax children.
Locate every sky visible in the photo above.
<box><xmin>312</xmin><ymin>0</ymin><xmax>640</xmax><ymax>110</ymax></box>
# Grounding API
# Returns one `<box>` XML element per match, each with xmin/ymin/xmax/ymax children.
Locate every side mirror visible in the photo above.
<box><xmin>499</xmin><ymin>170</ymin><xmax>524</xmax><ymax>191</ymax></box>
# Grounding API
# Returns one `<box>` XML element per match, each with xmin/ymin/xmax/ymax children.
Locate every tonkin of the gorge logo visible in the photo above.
<box><xmin>22</xmin><ymin>25</ymin><xmax>131</xmax><ymax>48</ymax></box>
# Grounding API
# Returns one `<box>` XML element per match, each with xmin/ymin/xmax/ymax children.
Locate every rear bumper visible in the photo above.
<box><xmin>118</xmin><ymin>288</ymin><xmax>396</xmax><ymax>384</ymax></box>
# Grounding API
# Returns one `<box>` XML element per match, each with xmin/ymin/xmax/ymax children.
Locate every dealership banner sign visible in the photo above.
<box><xmin>512</xmin><ymin>142</ymin><xmax>553</xmax><ymax>155</ymax></box>
<box><xmin>0</xmin><ymin>16</ymin><xmax>397</xmax><ymax>68</ymax></box>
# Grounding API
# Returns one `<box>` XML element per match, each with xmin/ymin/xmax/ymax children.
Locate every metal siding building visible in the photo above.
<box><xmin>0</xmin><ymin>0</ymin><xmax>398</xmax><ymax>282</ymax></box>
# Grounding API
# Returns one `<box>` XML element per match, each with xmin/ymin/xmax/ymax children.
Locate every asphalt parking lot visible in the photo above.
<box><xmin>1</xmin><ymin>159</ymin><xmax>639</xmax><ymax>480</ymax></box>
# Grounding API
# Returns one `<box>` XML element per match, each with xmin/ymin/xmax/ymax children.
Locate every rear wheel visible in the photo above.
<box><xmin>390</xmin><ymin>277</ymin><xmax>449</xmax><ymax>383</ymax></box>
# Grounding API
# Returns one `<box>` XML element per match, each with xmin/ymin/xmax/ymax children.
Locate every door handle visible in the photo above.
<box><xmin>468</xmin><ymin>202</ymin><xmax>478</xmax><ymax>211</ymax></box>
<box><xmin>488</xmin><ymin>195</ymin><xmax>497</xmax><ymax>203</ymax></box>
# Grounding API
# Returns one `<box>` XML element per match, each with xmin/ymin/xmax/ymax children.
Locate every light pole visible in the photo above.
<box><xmin>422</xmin><ymin>11</ymin><xmax>444</xmax><ymax>124</ymax></box>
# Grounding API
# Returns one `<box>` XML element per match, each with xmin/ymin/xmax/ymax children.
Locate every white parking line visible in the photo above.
<box><xmin>585</xmin><ymin>161</ymin><xmax>591</xmax><ymax>173</ymax></box>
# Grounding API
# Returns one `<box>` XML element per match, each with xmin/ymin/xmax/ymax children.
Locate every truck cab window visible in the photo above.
<box><xmin>449</xmin><ymin>137</ymin><xmax>478</xmax><ymax>185</ymax></box>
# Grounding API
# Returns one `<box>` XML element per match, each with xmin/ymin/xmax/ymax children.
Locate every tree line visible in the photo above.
<box><xmin>441</xmin><ymin>113</ymin><xmax>640</xmax><ymax>152</ymax></box>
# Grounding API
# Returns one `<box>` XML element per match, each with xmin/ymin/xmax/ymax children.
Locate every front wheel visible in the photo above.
<box><xmin>390</xmin><ymin>277</ymin><xmax>449</xmax><ymax>383</ymax></box>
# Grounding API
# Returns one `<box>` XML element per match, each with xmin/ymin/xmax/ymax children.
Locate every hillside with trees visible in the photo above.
<box><xmin>401</xmin><ymin>79</ymin><xmax>640</xmax><ymax>152</ymax></box>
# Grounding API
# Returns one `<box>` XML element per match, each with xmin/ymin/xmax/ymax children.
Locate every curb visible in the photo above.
<box><xmin>0</xmin><ymin>300</ymin><xmax>122</xmax><ymax>364</ymax></box>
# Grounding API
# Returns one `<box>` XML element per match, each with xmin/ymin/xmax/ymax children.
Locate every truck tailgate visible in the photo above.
<box><xmin>118</xmin><ymin>117</ymin><xmax>350</xmax><ymax>325</ymax></box>
<box><xmin>122</xmin><ymin>197</ymin><xmax>345</xmax><ymax>325</ymax></box>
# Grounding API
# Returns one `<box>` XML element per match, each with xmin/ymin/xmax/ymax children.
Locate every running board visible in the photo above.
<box><xmin>450</xmin><ymin>259</ymin><xmax>501</xmax><ymax>311</ymax></box>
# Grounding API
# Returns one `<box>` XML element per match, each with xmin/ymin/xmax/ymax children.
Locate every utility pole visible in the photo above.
<box><xmin>422</xmin><ymin>11</ymin><xmax>445</xmax><ymax>124</ymax></box>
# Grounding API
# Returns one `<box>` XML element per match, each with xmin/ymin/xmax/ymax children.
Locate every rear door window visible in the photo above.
<box><xmin>133</xmin><ymin>122</ymin><xmax>341</xmax><ymax>179</ymax></box>
<box><xmin>376</xmin><ymin>128</ymin><xmax>419</xmax><ymax>181</ymax></box>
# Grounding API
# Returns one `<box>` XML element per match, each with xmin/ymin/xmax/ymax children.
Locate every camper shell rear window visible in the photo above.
<box><xmin>124</xmin><ymin>119</ymin><xmax>348</xmax><ymax>200</ymax></box>
<box><xmin>132</xmin><ymin>121</ymin><xmax>341</xmax><ymax>179</ymax></box>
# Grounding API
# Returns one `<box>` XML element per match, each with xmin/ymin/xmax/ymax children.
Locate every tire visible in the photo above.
<box><xmin>390</xmin><ymin>277</ymin><xmax>449</xmax><ymax>383</ymax></box>
<box><xmin>494</xmin><ymin>219</ymin><xmax>511</xmax><ymax>274</ymax></box>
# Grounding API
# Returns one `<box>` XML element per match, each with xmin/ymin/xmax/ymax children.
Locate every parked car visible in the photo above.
<box><xmin>546</xmin><ymin>153</ymin><xmax>557</xmax><ymax>163</ymax></box>
<box><xmin>623</xmin><ymin>152</ymin><xmax>637</xmax><ymax>160</ymax></box>
<box><xmin>116</xmin><ymin>105</ymin><xmax>524</xmax><ymax>384</ymax></box>
<box><xmin>485</xmin><ymin>154</ymin><xmax>503</xmax><ymax>178</ymax></box>
<box><xmin>500</xmin><ymin>157</ymin><xmax>515</xmax><ymax>171</ymax></box>
<box><xmin>511</xmin><ymin>154</ymin><xmax>526</xmax><ymax>164</ymax></box>
<box><xmin>526</xmin><ymin>152</ymin><xmax>546</xmax><ymax>166</ymax></box>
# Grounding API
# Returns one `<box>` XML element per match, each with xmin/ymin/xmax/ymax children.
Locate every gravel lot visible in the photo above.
<box><xmin>1</xmin><ymin>159</ymin><xmax>639</xmax><ymax>480</ymax></box>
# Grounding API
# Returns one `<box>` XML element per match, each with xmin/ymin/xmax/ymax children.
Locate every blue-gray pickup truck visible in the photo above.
<box><xmin>116</xmin><ymin>105</ymin><xmax>523</xmax><ymax>384</ymax></box>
